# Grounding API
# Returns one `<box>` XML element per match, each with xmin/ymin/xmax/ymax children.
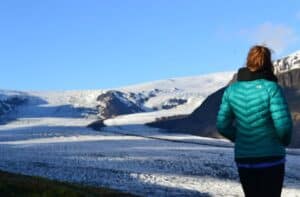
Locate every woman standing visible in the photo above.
<box><xmin>216</xmin><ymin>45</ymin><xmax>293</xmax><ymax>197</ymax></box>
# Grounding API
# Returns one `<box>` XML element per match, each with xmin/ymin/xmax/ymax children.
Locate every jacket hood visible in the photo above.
<box><xmin>237</xmin><ymin>67</ymin><xmax>278</xmax><ymax>82</ymax></box>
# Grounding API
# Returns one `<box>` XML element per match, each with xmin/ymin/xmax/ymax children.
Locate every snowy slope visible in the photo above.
<box><xmin>118</xmin><ymin>71</ymin><xmax>234</xmax><ymax>110</ymax></box>
<box><xmin>104</xmin><ymin>71</ymin><xmax>235</xmax><ymax>126</ymax></box>
<box><xmin>1</xmin><ymin>71</ymin><xmax>235</xmax><ymax>126</ymax></box>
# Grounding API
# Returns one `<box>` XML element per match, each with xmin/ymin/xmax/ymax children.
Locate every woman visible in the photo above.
<box><xmin>216</xmin><ymin>45</ymin><xmax>293</xmax><ymax>197</ymax></box>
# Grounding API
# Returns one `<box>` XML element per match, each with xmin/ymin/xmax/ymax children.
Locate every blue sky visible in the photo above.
<box><xmin>1</xmin><ymin>0</ymin><xmax>300</xmax><ymax>90</ymax></box>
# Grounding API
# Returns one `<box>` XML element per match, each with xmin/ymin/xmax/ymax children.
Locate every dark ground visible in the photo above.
<box><xmin>0</xmin><ymin>170</ymin><xmax>135</xmax><ymax>197</ymax></box>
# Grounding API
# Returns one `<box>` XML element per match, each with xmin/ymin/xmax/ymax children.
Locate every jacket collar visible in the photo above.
<box><xmin>237</xmin><ymin>67</ymin><xmax>278</xmax><ymax>82</ymax></box>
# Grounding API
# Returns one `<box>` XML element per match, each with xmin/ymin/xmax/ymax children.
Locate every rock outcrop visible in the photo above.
<box><xmin>96</xmin><ymin>90</ymin><xmax>145</xmax><ymax>119</ymax></box>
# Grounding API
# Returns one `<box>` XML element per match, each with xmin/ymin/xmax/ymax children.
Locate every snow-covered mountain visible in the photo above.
<box><xmin>273</xmin><ymin>50</ymin><xmax>300</xmax><ymax>74</ymax></box>
<box><xmin>108</xmin><ymin>72</ymin><xmax>234</xmax><ymax>122</ymax></box>
<box><xmin>0</xmin><ymin>71</ymin><xmax>235</xmax><ymax>124</ymax></box>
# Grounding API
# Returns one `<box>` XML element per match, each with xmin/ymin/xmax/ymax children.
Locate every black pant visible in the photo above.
<box><xmin>238</xmin><ymin>164</ymin><xmax>285</xmax><ymax>197</ymax></box>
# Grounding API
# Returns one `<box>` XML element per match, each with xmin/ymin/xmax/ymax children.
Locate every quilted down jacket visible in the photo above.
<box><xmin>216</xmin><ymin>67</ymin><xmax>293</xmax><ymax>158</ymax></box>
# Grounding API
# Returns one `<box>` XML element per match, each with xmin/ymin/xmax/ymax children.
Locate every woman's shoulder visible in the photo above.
<box><xmin>259</xmin><ymin>80</ymin><xmax>282</xmax><ymax>95</ymax></box>
<box><xmin>260</xmin><ymin>79</ymin><xmax>279</xmax><ymax>86</ymax></box>
<box><xmin>226</xmin><ymin>79</ymin><xmax>281</xmax><ymax>97</ymax></box>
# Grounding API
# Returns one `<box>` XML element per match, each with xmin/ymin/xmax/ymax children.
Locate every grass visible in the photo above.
<box><xmin>0</xmin><ymin>170</ymin><xmax>135</xmax><ymax>197</ymax></box>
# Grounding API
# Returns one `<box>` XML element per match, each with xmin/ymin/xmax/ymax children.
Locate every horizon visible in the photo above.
<box><xmin>0</xmin><ymin>70</ymin><xmax>236</xmax><ymax>92</ymax></box>
<box><xmin>1</xmin><ymin>1</ymin><xmax>300</xmax><ymax>90</ymax></box>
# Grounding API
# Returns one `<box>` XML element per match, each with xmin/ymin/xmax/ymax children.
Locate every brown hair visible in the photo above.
<box><xmin>246</xmin><ymin>45</ymin><xmax>273</xmax><ymax>72</ymax></box>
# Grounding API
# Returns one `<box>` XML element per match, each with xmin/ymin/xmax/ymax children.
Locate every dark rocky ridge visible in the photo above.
<box><xmin>0</xmin><ymin>96</ymin><xmax>27</xmax><ymax>116</ymax></box>
<box><xmin>155</xmin><ymin>98</ymin><xmax>188</xmax><ymax>110</ymax></box>
<box><xmin>0</xmin><ymin>96</ymin><xmax>27</xmax><ymax>123</ymax></box>
<box><xmin>96</xmin><ymin>90</ymin><xmax>145</xmax><ymax>119</ymax></box>
<box><xmin>95</xmin><ymin>88</ymin><xmax>189</xmax><ymax>119</ymax></box>
<box><xmin>147</xmin><ymin>68</ymin><xmax>300</xmax><ymax>148</ymax></box>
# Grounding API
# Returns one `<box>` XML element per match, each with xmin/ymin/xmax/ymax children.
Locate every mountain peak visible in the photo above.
<box><xmin>273</xmin><ymin>50</ymin><xmax>300</xmax><ymax>74</ymax></box>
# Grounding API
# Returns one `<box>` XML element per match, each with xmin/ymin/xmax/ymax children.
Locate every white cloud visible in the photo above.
<box><xmin>240</xmin><ymin>22</ymin><xmax>298</xmax><ymax>54</ymax></box>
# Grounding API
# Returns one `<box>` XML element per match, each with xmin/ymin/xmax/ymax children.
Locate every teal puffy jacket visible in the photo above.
<box><xmin>216</xmin><ymin>69</ymin><xmax>293</xmax><ymax>159</ymax></box>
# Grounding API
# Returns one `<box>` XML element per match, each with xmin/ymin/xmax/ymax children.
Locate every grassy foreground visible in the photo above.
<box><xmin>0</xmin><ymin>170</ymin><xmax>134</xmax><ymax>197</ymax></box>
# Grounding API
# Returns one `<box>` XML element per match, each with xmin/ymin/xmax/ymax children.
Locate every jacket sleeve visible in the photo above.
<box><xmin>216</xmin><ymin>86</ymin><xmax>236</xmax><ymax>142</ymax></box>
<box><xmin>269</xmin><ymin>84</ymin><xmax>293</xmax><ymax>146</ymax></box>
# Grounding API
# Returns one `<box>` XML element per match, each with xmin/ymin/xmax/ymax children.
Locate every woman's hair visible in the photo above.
<box><xmin>246</xmin><ymin>45</ymin><xmax>273</xmax><ymax>72</ymax></box>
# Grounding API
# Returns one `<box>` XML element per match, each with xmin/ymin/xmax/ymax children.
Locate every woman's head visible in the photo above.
<box><xmin>246</xmin><ymin>45</ymin><xmax>273</xmax><ymax>72</ymax></box>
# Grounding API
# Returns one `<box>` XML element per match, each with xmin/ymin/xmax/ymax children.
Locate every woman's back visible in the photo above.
<box><xmin>217</xmin><ymin>66</ymin><xmax>293</xmax><ymax>159</ymax></box>
<box><xmin>223</xmin><ymin>77</ymin><xmax>292</xmax><ymax>158</ymax></box>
